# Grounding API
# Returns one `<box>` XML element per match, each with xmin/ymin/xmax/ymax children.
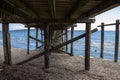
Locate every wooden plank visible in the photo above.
<box><xmin>7</xmin><ymin>0</ymin><xmax>38</xmax><ymax>18</ymax></box>
<box><xmin>100</xmin><ymin>23</ymin><xmax>104</xmax><ymax>58</ymax></box>
<box><xmin>2</xmin><ymin>22</ymin><xmax>11</xmax><ymax>65</ymax></box>
<box><xmin>29</xmin><ymin>36</ymin><xmax>44</xmax><ymax>43</ymax></box>
<box><xmin>85</xmin><ymin>22</ymin><xmax>91</xmax><ymax>71</ymax></box>
<box><xmin>70</xmin><ymin>26</ymin><xmax>74</xmax><ymax>56</ymax></box>
<box><xmin>114</xmin><ymin>20</ymin><xmax>119</xmax><ymax>62</ymax></box>
<box><xmin>36</xmin><ymin>28</ymin><xmax>38</xmax><ymax>49</ymax></box>
<box><xmin>16</xmin><ymin>28</ymin><xmax>98</xmax><ymax>65</ymax></box>
<box><xmin>3</xmin><ymin>19</ymin><xmax>95</xmax><ymax>23</ymax></box>
<box><xmin>27</xmin><ymin>27</ymin><xmax>30</xmax><ymax>55</ymax></box>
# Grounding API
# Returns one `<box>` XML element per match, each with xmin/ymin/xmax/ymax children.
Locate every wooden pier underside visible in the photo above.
<box><xmin>0</xmin><ymin>0</ymin><xmax>120</xmax><ymax>71</ymax></box>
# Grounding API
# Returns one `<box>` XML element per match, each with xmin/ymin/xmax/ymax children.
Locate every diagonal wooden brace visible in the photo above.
<box><xmin>17</xmin><ymin>28</ymin><xmax>98</xmax><ymax>65</ymax></box>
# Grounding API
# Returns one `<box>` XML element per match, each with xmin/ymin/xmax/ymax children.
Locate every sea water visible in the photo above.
<box><xmin>0</xmin><ymin>29</ymin><xmax>120</xmax><ymax>60</ymax></box>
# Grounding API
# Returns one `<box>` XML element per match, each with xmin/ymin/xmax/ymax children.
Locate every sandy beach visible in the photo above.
<box><xmin>0</xmin><ymin>46</ymin><xmax>120</xmax><ymax>80</ymax></box>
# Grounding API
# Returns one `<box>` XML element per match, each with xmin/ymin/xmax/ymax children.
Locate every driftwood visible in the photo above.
<box><xmin>17</xmin><ymin>28</ymin><xmax>98</xmax><ymax>65</ymax></box>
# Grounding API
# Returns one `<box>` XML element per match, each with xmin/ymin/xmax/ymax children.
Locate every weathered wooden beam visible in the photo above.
<box><xmin>16</xmin><ymin>28</ymin><xmax>98</xmax><ymax>65</ymax></box>
<box><xmin>85</xmin><ymin>23</ymin><xmax>91</xmax><ymax>71</ymax></box>
<box><xmin>2</xmin><ymin>19</ymin><xmax>95</xmax><ymax>23</ymax></box>
<box><xmin>100</xmin><ymin>23</ymin><xmax>104</xmax><ymax>58</ymax></box>
<box><xmin>0</xmin><ymin>0</ymin><xmax>27</xmax><ymax>18</ymax></box>
<box><xmin>29</xmin><ymin>36</ymin><xmax>44</xmax><ymax>43</ymax></box>
<box><xmin>0</xmin><ymin>9</ymin><xmax>21</xmax><ymax>19</ymax></box>
<box><xmin>114</xmin><ymin>20</ymin><xmax>119</xmax><ymax>62</ymax></box>
<box><xmin>27</xmin><ymin>27</ymin><xmax>30</xmax><ymax>55</ymax></box>
<box><xmin>67</xmin><ymin>0</ymin><xmax>89</xmax><ymax>19</ymax></box>
<box><xmin>48</xmin><ymin>0</ymin><xmax>56</xmax><ymax>19</ymax></box>
<box><xmin>2</xmin><ymin>22</ymin><xmax>12</xmax><ymax>65</ymax></box>
<box><xmin>5</xmin><ymin>0</ymin><xmax>38</xmax><ymax>18</ymax></box>
<box><xmin>80</xmin><ymin>0</ymin><xmax>120</xmax><ymax>18</ymax></box>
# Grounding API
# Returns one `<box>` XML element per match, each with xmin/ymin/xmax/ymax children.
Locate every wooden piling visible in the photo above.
<box><xmin>2</xmin><ymin>22</ymin><xmax>12</xmax><ymax>65</ymax></box>
<box><xmin>65</xmin><ymin>29</ymin><xmax>68</xmax><ymax>52</ymax></box>
<box><xmin>70</xmin><ymin>26</ymin><xmax>74</xmax><ymax>56</ymax></box>
<box><xmin>100</xmin><ymin>23</ymin><xmax>104</xmax><ymax>58</ymax></box>
<box><xmin>36</xmin><ymin>28</ymin><xmax>38</xmax><ymax>49</ymax></box>
<box><xmin>114</xmin><ymin>20</ymin><xmax>119</xmax><ymax>62</ymax></box>
<box><xmin>41</xmin><ymin>30</ymin><xmax>43</xmax><ymax>45</ymax></box>
<box><xmin>27</xmin><ymin>26</ymin><xmax>30</xmax><ymax>55</ymax></box>
<box><xmin>85</xmin><ymin>22</ymin><xmax>91</xmax><ymax>71</ymax></box>
<box><xmin>44</xmin><ymin>25</ymin><xmax>50</xmax><ymax>68</ymax></box>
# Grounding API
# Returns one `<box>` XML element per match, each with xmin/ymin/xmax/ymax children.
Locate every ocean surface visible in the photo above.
<box><xmin>0</xmin><ymin>29</ymin><xmax>120</xmax><ymax>60</ymax></box>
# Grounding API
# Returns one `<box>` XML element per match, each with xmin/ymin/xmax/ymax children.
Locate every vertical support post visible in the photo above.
<box><xmin>41</xmin><ymin>30</ymin><xmax>43</xmax><ymax>45</ymax></box>
<box><xmin>70</xmin><ymin>26</ymin><xmax>74</xmax><ymax>56</ymax></box>
<box><xmin>65</xmin><ymin>29</ymin><xmax>68</xmax><ymax>52</ymax></box>
<box><xmin>27</xmin><ymin>26</ymin><xmax>30</xmax><ymax>55</ymax></box>
<box><xmin>49</xmin><ymin>27</ymin><xmax>52</xmax><ymax>45</ymax></box>
<box><xmin>61</xmin><ymin>30</ymin><xmax>64</xmax><ymax>43</ymax></box>
<box><xmin>44</xmin><ymin>25</ymin><xmax>50</xmax><ymax>68</ymax></box>
<box><xmin>114</xmin><ymin>20</ymin><xmax>119</xmax><ymax>62</ymax></box>
<box><xmin>85</xmin><ymin>22</ymin><xmax>91</xmax><ymax>71</ymax></box>
<box><xmin>100</xmin><ymin>23</ymin><xmax>104</xmax><ymax>58</ymax></box>
<box><xmin>36</xmin><ymin>28</ymin><xmax>38</xmax><ymax>49</ymax></box>
<box><xmin>2</xmin><ymin>22</ymin><xmax>12</xmax><ymax>65</ymax></box>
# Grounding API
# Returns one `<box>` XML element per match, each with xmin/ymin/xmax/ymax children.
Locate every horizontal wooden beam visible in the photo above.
<box><xmin>0</xmin><ymin>0</ymin><xmax>27</xmax><ymax>18</ymax></box>
<box><xmin>98</xmin><ymin>22</ymin><xmax>120</xmax><ymax>27</ymax></box>
<box><xmin>80</xmin><ymin>0</ymin><xmax>120</xmax><ymax>18</ymax></box>
<box><xmin>16</xmin><ymin>28</ymin><xmax>98</xmax><ymax>65</ymax></box>
<box><xmin>7</xmin><ymin>0</ymin><xmax>38</xmax><ymax>18</ymax></box>
<box><xmin>1</xmin><ymin>19</ymin><xmax>95</xmax><ymax>23</ymax></box>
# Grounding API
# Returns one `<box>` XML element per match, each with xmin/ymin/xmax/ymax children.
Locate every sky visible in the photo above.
<box><xmin>76</xmin><ymin>6</ymin><xmax>120</xmax><ymax>30</ymax></box>
<box><xmin>0</xmin><ymin>6</ymin><xmax>120</xmax><ymax>31</ymax></box>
